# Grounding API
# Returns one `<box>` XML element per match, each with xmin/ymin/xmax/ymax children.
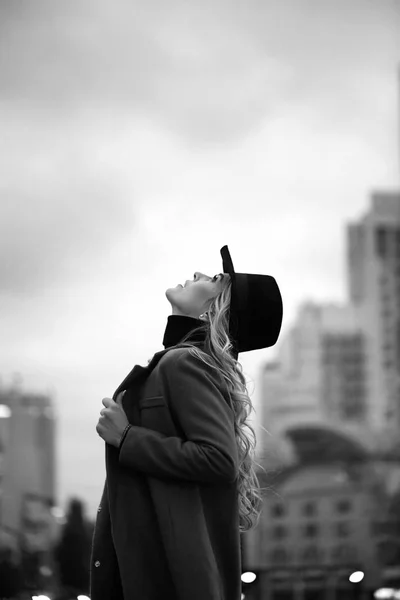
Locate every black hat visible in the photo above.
<box><xmin>220</xmin><ymin>245</ymin><xmax>283</xmax><ymax>356</ymax></box>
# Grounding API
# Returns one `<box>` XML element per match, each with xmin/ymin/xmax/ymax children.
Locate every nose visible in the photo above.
<box><xmin>194</xmin><ymin>272</ymin><xmax>207</xmax><ymax>280</ymax></box>
<box><xmin>185</xmin><ymin>272</ymin><xmax>201</xmax><ymax>287</ymax></box>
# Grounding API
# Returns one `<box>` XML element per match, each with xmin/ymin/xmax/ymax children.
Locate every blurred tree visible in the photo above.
<box><xmin>53</xmin><ymin>497</ymin><xmax>91</xmax><ymax>596</ymax></box>
<box><xmin>20</xmin><ymin>548</ymin><xmax>41</xmax><ymax>592</ymax></box>
<box><xmin>0</xmin><ymin>547</ymin><xmax>22</xmax><ymax>599</ymax></box>
<box><xmin>388</xmin><ymin>488</ymin><xmax>400</xmax><ymax>537</ymax></box>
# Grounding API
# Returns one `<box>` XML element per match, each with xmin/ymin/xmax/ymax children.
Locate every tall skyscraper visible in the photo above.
<box><xmin>0</xmin><ymin>384</ymin><xmax>57</xmax><ymax>559</ymax></box>
<box><xmin>347</xmin><ymin>193</ymin><xmax>400</xmax><ymax>442</ymax></box>
<box><xmin>258</xmin><ymin>194</ymin><xmax>400</xmax><ymax>464</ymax></box>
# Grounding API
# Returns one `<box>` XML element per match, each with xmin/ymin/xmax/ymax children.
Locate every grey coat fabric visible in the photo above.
<box><xmin>89</xmin><ymin>345</ymin><xmax>242</xmax><ymax>600</ymax></box>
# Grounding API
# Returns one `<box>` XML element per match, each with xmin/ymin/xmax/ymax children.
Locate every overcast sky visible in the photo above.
<box><xmin>0</xmin><ymin>0</ymin><xmax>399</xmax><ymax>520</ymax></box>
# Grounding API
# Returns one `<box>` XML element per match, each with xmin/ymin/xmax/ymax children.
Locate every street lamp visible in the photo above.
<box><xmin>242</xmin><ymin>572</ymin><xmax>257</xmax><ymax>584</ymax></box>
<box><xmin>374</xmin><ymin>589</ymin><xmax>400</xmax><ymax>599</ymax></box>
<box><xmin>241</xmin><ymin>571</ymin><xmax>259</xmax><ymax>600</ymax></box>
<box><xmin>350</xmin><ymin>571</ymin><xmax>365</xmax><ymax>584</ymax></box>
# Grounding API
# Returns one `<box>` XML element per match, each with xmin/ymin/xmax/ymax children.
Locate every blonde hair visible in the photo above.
<box><xmin>179</xmin><ymin>276</ymin><xmax>267</xmax><ymax>532</ymax></box>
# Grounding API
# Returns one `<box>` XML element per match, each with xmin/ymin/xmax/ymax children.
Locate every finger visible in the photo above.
<box><xmin>116</xmin><ymin>391</ymin><xmax>126</xmax><ymax>407</ymax></box>
<box><xmin>102</xmin><ymin>397</ymin><xmax>114</xmax><ymax>408</ymax></box>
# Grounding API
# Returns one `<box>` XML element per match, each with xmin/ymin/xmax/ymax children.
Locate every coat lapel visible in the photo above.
<box><xmin>112</xmin><ymin>347</ymin><xmax>179</xmax><ymax>399</ymax></box>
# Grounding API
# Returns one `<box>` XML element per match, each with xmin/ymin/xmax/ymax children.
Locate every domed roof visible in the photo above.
<box><xmin>284</xmin><ymin>424</ymin><xmax>370</xmax><ymax>464</ymax></box>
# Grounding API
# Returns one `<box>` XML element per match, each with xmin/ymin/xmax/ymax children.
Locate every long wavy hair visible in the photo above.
<box><xmin>177</xmin><ymin>275</ymin><xmax>267</xmax><ymax>532</ymax></box>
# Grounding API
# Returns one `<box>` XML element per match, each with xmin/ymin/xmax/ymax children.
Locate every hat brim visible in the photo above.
<box><xmin>220</xmin><ymin>244</ymin><xmax>237</xmax><ymax>296</ymax></box>
<box><xmin>220</xmin><ymin>245</ymin><xmax>235</xmax><ymax>276</ymax></box>
<box><xmin>220</xmin><ymin>245</ymin><xmax>239</xmax><ymax>356</ymax></box>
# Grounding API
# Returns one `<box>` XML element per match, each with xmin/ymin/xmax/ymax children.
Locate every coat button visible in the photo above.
<box><xmin>95</xmin><ymin>560</ymin><xmax>101</xmax><ymax>567</ymax></box>
<box><xmin>97</xmin><ymin>506</ymin><xmax>102</xmax><ymax>512</ymax></box>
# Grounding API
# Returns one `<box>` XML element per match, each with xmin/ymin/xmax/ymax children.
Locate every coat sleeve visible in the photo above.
<box><xmin>118</xmin><ymin>349</ymin><xmax>239</xmax><ymax>484</ymax></box>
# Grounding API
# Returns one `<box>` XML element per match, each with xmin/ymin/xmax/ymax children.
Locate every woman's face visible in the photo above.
<box><xmin>166</xmin><ymin>271</ymin><xmax>229</xmax><ymax>318</ymax></box>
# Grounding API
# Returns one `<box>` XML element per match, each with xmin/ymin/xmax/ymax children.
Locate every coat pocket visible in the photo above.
<box><xmin>138</xmin><ymin>395</ymin><xmax>183</xmax><ymax>437</ymax></box>
<box><xmin>139</xmin><ymin>395</ymin><xmax>165</xmax><ymax>409</ymax></box>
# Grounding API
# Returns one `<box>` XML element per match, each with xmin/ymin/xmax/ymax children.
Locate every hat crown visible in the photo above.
<box><xmin>220</xmin><ymin>246</ymin><xmax>283</xmax><ymax>354</ymax></box>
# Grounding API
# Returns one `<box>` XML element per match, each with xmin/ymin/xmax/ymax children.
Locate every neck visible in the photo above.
<box><xmin>171</xmin><ymin>307</ymin><xmax>200</xmax><ymax>318</ymax></box>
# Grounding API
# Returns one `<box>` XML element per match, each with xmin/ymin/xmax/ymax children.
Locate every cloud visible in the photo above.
<box><xmin>1</xmin><ymin>0</ymin><xmax>398</xmax><ymax>147</ymax></box>
<box><xmin>0</xmin><ymin>71</ymin><xmax>394</xmax><ymax>296</ymax></box>
<box><xmin>0</xmin><ymin>114</ymin><xmax>137</xmax><ymax>294</ymax></box>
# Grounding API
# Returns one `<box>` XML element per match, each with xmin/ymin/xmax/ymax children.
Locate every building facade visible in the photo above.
<box><xmin>0</xmin><ymin>383</ymin><xmax>59</xmax><ymax>562</ymax></box>
<box><xmin>347</xmin><ymin>193</ymin><xmax>400</xmax><ymax>443</ymax></box>
<box><xmin>259</xmin><ymin>300</ymin><xmax>374</xmax><ymax>463</ymax></box>
<box><xmin>248</xmin><ymin>194</ymin><xmax>400</xmax><ymax>599</ymax></box>
<box><xmin>243</xmin><ymin>460</ymin><xmax>400</xmax><ymax>599</ymax></box>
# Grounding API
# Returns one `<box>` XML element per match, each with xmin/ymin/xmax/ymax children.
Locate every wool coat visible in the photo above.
<box><xmin>89</xmin><ymin>344</ymin><xmax>243</xmax><ymax>600</ymax></box>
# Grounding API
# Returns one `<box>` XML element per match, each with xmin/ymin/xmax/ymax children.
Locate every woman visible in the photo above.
<box><xmin>90</xmin><ymin>245</ymin><xmax>283</xmax><ymax>600</ymax></box>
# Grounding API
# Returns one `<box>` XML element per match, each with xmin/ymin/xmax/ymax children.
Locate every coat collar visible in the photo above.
<box><xmin>162</xmin><ymin>315</ymin><xmax>205</xmax><ymax>349</ymax></box>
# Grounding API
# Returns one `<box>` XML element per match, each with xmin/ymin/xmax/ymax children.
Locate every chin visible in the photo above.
<box><xmin>165</xmin><ymin>284</ymin><xmax>183</xmax><ymax>296</ymax></box>
<box><xmin>165</xmin><ymin>287</ymin><xmax>179</xmax><ymax>305</ymax></box>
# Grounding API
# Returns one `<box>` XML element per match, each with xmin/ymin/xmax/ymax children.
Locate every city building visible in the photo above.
<box><xmin>0</xmin><ymin>382</ymin><xmax>60</xmax><ymax>563</ymax></box>
<box><xmin>243</xmin><ymin>460</ymin><xmax>400</xmax><ymax>600</ymax></box>
<box><xmin>258</xmin><ymin>301</ymin><xmax>374</xmax><ymax>466</ymax></box>
<box><xmin>347</xmin><ymin>192</ymin><xmax>400</xmax><ymax>445</ymax></box>
<box><xmin>245</xmin><ymin>193</ymin><xmax>400</xmax><ymax>599</ymax></box>
<box><xmin>258</xmin><ymin>194</ymin><xmax>400</xmax><ymax>465</ymax></box>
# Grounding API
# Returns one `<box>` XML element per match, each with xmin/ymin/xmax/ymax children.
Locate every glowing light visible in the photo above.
<box><xmin>77</xmin><ymin>596</ymin><xmax>91</xmax><ymax>600</ymax></box>
<box><xmin>32</xmin><ymin>596</ymin><xmax>51</xmax><ymax>600</ymax></box>
<box><xmin>0</xmin><ymin>404</ymin><xmax>11</xmax><ymax>418</ymax></box>
<box><xmin>349</xmin><ymin>571</ymin><xmax>364</xmax><ymax>583</ymax></box>
<box><xmin>241</xmin><ymin>572</ymin><xmax>257</xmax><ymax>584</ymax></box>
<box><xmin>374</xmin><ymin>589</ymin><xmax>397</xmax><ymax>599</ymax></box>
<box><xmin>50</xmin><ymin>506</ymin><xmax>66</xmax><ymax>522</ymax></box>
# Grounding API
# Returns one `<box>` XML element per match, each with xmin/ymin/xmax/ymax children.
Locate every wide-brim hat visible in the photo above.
<box><xmin>220</xmin><ymin>245</ymin><xmax>283</xmax><ymax>356</ymax></box>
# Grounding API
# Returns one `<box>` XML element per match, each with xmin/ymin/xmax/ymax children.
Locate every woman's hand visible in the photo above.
<box><xmin>96</xmin><ymin>392</ymin><xmax>129</xmax><ymax>447</ymax></box>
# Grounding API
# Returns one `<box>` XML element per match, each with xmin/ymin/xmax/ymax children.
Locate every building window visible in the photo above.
<box><xmin>271</xmin><ymin>503</ymin><xmax>286</xmax><ymax>518</ymax></box>
<box><xmin>382</xmin><ymin>307</ymin><xmax>392</xmax><ymax>320</ymax></box>
<box><xmin>396</xmin><ymin>230</ymin><xmax>400</xmax><ymax>253</ymax></box>
<box><xmin>272</xmin><ymin>525</ymin><xmax>287</xmax><ymax>540</ymax></box>
<box><xmin>331</xmin><ymin>544</ymin><xmax>356</xmax><ymax>562</ymax></box>
<box><xmin>270</xmin><ymin>547</ymin><xmax>288</xmax><ymax>565</ymax></box>
<box><xmin>377</xmin><ymin>540</ymin><xmax>400</xmax><ymax>567</ymax></box>
<box><xmin>303</xmin><ymin>523</ymin><xmax>319</xmax><ymax>538</ymax></box>
<box><xmin>371</xmin><ymin>520</ymin><xmax>398</xmax><ymax>536</ymax></box>
<box><xmin>334</xmin><ymin>521</ymin><xmax>351</xmax><ymax>537</ymax></box>
<box><xmin>376</xmin><ymin>228</ymin><xmax>387</xmax><ymax>258</ymax></box>
<box><xmin>370</xmin><ymin>521</ymin><xmax>379</xmax><ymax>536</ymax></box>
<box><xmin>302</xmin><ymin>501</ymin><xmax>317</xmax><ymax>517</ymax></box>
<box><xmin>335</xmin><ymin>499</ymin><xmax>352</xmax><ymax>514</ymax></box>
<box><xmin>301</xmin><ymin>545</ymin><xmax>321</xmax><ymax>563</ymax></box>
